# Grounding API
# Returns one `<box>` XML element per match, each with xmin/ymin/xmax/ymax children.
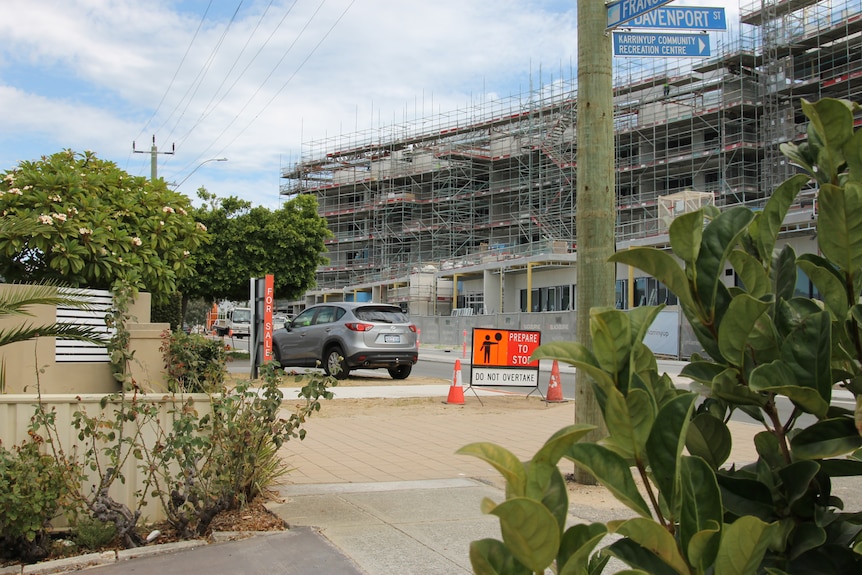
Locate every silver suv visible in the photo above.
<box><xmin>271</xmin><ymin>302</ymin><xmax>418</xmax><ymax>379</ymax></box>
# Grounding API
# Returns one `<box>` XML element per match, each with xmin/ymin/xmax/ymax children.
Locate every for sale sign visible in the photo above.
<box><xmin>470</xmin><ymin>328</ymin><xmax>541</xmax><ymax>389</ymax></box>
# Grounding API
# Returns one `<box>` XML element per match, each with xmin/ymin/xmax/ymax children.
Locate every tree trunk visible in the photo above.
<box><xmin>574</xmin><ymin>0</ymin><xmax>615</xmax><ymax>484</ymax></box>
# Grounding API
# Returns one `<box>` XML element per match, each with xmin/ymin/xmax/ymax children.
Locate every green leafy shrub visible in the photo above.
<box><xmin>149</xmin><ymin>362</ymin><xmax>335</xmax><ymax>538</ymax></box>
<box><xmin>0</xmin><ymin>440</ymin><xmax>71</xmax><ymax>562</ymax></box>
<box><xmin>73</xmin><ymin>516</ymin><xmax>117</xmax><ymax>550</ymax></box>
<box><xmin>161</xmin><ymin>330</ymin><xmax>227</xmax><ymax>393</ymax></box>
<box><xmin>151</xmin><ymin>291</ymin><xmax>183</xmax><ymax>332</ymax></box>
<box><xmin>461</xmin><ymin>98</ymin><xmax>862</xmax><ymax>574</ymax></box>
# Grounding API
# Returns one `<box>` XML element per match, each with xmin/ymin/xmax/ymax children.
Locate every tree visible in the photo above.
<box><xmin>181</xmin><ymin>190</ymin><xmax>330</xmax><ymax>306</ymax></box>
<box><xmin>0</xmin><ymin>150</ymin><xmax>207</xmax><ymax>301</ymax></box>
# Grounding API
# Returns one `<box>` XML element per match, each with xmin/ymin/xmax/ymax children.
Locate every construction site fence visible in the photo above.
<box><xmin>412</xmin><ymin>308</ymin><xmax>705</xmax><ymax>361</ymax></box>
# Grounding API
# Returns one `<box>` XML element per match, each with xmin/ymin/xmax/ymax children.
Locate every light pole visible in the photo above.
<box><xmin>172</xmin><ymin>158</ymin><xmax>228</xmax><ymax>189</ymax></box>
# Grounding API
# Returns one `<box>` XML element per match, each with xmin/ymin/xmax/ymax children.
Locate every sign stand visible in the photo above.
<box><xmin>467</xmin><ymin>328</ymin><xmax>544</xmax><ymax>401</ymax></box>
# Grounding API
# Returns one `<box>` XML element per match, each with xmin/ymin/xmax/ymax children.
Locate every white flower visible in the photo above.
<box><xmin>50</xmin><ymin>194</ymin><xmax>62</xmax><ymax>202</ymax></box>
<box><xmin>131</xmin><ymin>237</ymin><xmax>142</xmax><ymax>246</ymax></box>
<box><xmin>9</xmin><ymin>187</ymin><xmax>22</xmax><ymax>195</ymax></box>
<box><xmin>177</xmin><ymin>207</ymin><xmax>187</xmax><ymax>216</ymax></box>
<box><xmin>159</xmin><ymin>220</ymin><xmax>165</xmax><ymax>226</ymax></box>
<box><xmin>196</xmin><ymin>222</ymin><xmax>207</xmax><ymax>232</ymax></box>
<box><xmin>68</xmin><ymin>206</ymin><xmax>78</xmax><ymax>215</ymax></box>
<box><xmin>183</xmin><ymin>250</ymin><xmax>190</xmax><ymax>257</ymax></box>
<box><xmin>162</xmin><ymin>206</ymin><xmax>175</xmax><ymax>213</ymax></box>
<box><xmin>52</xmin><ymin>212</ymin><xmax>67</xmax><ymax>222</ymax></box>
<box><xmin>79</xmin><ymin>227</ymin><xmax>93</xmax><ymax>235</ymax></box>
<box><xmin>38</xmin><ymin>214</ymin><xmax>53</xmax><ymax>225</ymax></box>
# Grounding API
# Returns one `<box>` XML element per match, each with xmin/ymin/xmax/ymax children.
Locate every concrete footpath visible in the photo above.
<box><xmin>26</xmin><ymin>348</ymin><xmax>817</xmax><ymax>574</ymax></box>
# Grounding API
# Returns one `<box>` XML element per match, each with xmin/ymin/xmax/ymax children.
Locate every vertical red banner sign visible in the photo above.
<box><xmin>263</xmin><ymin>274</ymin><xmax>274</xmax><ymax>362</ymax></box>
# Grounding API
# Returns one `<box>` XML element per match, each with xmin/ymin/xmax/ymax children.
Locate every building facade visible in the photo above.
<box><xmin>279</xmin><ymin>0</ymin><xmax>861</xmax><ymax>344</ymax></box>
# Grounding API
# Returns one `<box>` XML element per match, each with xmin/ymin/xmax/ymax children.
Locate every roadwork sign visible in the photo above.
<box><xmin>470</xmin><ymin>328</ymin><xmax>542</xmax><ymax>394</ymax></box>
<box><xmin>613</xmin><ymin>32</ymin><xmax>711</xmax><ymax>57</ymax></box>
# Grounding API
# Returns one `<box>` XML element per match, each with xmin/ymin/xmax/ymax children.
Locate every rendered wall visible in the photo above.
<box><xmin>0</xmin><ymin>285</ymin><xmax>169</xmax><ymax>394</ymax></box>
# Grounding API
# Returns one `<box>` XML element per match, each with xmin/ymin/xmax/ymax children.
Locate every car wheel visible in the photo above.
<box><xmin>324</xmin><ymin>346</ymin><xmax>350</xmax><ymax>379</ymax></box>
<box><xmin>388</xmin><ymin>365</ymin><xmax>412</xmax><ymax>380</ymax></box>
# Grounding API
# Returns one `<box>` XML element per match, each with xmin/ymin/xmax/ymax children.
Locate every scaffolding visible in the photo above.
<box><xmin>281</xmin><ymin>0</ymin><xmax>861</xmax><ymax>302</ymax></box>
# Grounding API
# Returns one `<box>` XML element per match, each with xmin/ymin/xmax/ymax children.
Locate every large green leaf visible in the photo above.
<box><xmin>694</xmin><ymin>207</ymin><xmax>755</xmax><ymax>314</ymax></box>
<box><xmin>628</xmin><ymin>305</ymin><xmax>665</xmax><ymax>349</ymax></box>
<box><xmin>591</xmin><ymin>308</ymin><xmax>631</xmax><ymax>376</ymax></box>
<box><xmin>679</xmin><ymin>456</ymin><xmax>722</xmax><ymax>570</ymax></box>
<box><xmin>603</xmin><ymin>538</ymin><xmax>681</xmax><ymax>575</ymax></box>
<box><xmin>668</xmin><ymin>209</ymin><xmax>705</xmax><ymax>265</ymax></box>
<box><xmin>801</xmin><ymin>98</ymin><xmax>855</xmax><ymax>177</ymax></box>
<box><xmin>531</xmin><ymin>341</ymin><xmax>617</xmax><ymax>392</ymax></box>
<box><xmin>777</xmin><ymin>460</ymin><xmax>820</xmax><ymax>508</ymax></box>
<box><xmin>797</xmin><ymin>254</ymin><xmax>849</xmax><ymax>319</ymax></box>
<box><xmin>524</xmin><ymin>461</ymin><xmax>568</xmax><ymax>533</ymax></box>
<box><xmin>818</xmin><ymin>181</ymin><xmax>862</xmax><ymax>275</ymax></box>
<box><xmin>790</xmin><ymin>417</ymin><xmax>862</xmax><ymax>460</ymax></box>
<box><xmin>714</xmin><ymin>516</ymin><xmax>775</xmax><ymax>575</ymax></box>
<box><xmin>749</xmin><ymin>361</ymin><xmax>830</xmax><ymax>419</ymax></box>
<box><xmin>558</xmin><ymin>523</ymin><xmax>609</xmax><ymax>575</ymax></box>
<box><xmin>611</xmin><ymin>517</ymin><xmax>690</xmax><ymax>575</ymax></box>
<box><xmin>773</xmin><ymin>245</ymin><xmax>798</xmax><ymax>305</ymax></box>
<box><xmin>716</xmin><ymin>474</ymin><xmax>775</xmax><ymax>520</ymax></box>
<box><xmin>531</xmin><ymin>424</ymin><xmax>596</xmax><ymax>466</ymax></box>
<box><xmin>680</xmin><ymin>361</ymin><xmax>725</xmax><ymax>386</ymax></box>
<box><xmin>756</xmin><ymin>174</ymin><xmax>811</xmax><ymax>263</ymax></box>
<box><xmin>728</xmin><ymin>249</ymin><xmax>770</xmax><ymax>297</ymax></box>
<box><xmin>489</xmin><ymin>497</ymin><xmax>560</xmax><ymax>573</ymax></box>
<box><xmin>469</xmin><ymin>538</ymin><xmax>531</xmax><ymax>575</ymax></box>
<box><xmin>780</xmin><ymin>309</ymin><xmax>833</xmax><ymax>402</ymax></box>
<box><xmin>845</xmin><ymin>122</ymin><xmax>862</xmax><ymax>182</ymax></box>
<box><xmin>610</xmin><ymin>248</ymin><xmax>694</xmax><ymax>311</ymax></box>
<box><xmin>457</xmin><ymin>443</ymin><xmax>526</xmax><ymax>495</ymax></box>
<box><xmin>601</xmin><ymin>385</ymin><xmax>640</xmax><ymax>460</ymax></box>
<box><xmin>645</xmin><ymin>394</ymin><xmax>697</xmax><ymax>516</ymax></box>
<box><xmin>711</xmin><ymin>367</ymin><xmax>769</xmax><ymax>407</ymax></box>
<box><xmin>565</xmin><ymin>443</ymin><xmax>651</xmax><ymax>517</ymax></box>
<box><xmin>686</xmin><ymin>413</ymin><xmax>732</xmax><ymax>469</ymax></box>
<box><xmin>717</xmin><ymin>294</ymin><xmax>770</xmax><ymax>369</ymax></box>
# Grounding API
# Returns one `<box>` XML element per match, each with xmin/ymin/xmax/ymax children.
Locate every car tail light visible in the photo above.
<box><xmin>408</xmin><ymin>325</ymin><xmax>417</xmax><ymax>333</ymax></box>
<box><xmin>345</xmin><ymin>322</ymin><xmax>374</xmax><ymax>332</ymax></box>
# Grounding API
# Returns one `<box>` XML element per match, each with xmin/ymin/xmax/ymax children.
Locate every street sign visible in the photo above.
<box><xmin>607</xmin><ymin>0</ymin><xmax>674</xmax><ymax>30</ymax></box>
<box><xmin>613</xmin><ymin>32</ymin><xmax>711</xmax><ymax>57</ymax></box>
<box><xmin>622</xmin><ymin>6</ymin><xmax>727</xmax><ymax>30</ymax></box>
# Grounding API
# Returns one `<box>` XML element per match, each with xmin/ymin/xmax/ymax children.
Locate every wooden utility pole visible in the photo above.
<box><xmin>574</xmin><ymin>0</ymin><xmax>615</xmax><ymax>483</ymax></box>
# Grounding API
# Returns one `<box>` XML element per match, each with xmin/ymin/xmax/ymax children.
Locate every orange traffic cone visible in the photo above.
<box><xmin>546</xmin><ymin>360</ymin><xmax>567</xmax><ymax>403</ymax></box>
<box><xmin>446</xmin><ymin>359</ymin><xmax>465</xmax><ymax>405</ymax></box>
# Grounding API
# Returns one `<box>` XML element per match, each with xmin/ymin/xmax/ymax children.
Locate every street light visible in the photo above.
<box><xmin>173</xmin><ymin>158</ymin><xmax>228</xmax><ymax>189</ymax></box>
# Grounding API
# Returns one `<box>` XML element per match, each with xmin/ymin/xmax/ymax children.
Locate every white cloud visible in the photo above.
<box><xmin>0</xmin><ymin>0</ymin><xmax>744</xmax><ymax>207</ymax></box>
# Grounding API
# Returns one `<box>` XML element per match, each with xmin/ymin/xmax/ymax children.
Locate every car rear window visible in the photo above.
<box><xmin>354</xmin><ymin>306</ymin><xmax>408</xmax><ymax>323</ymax></box>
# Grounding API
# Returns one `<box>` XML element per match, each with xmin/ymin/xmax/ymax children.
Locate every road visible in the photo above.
<box><xmin>222</xmin><ymin>335</ymin><xmax>855</xmax><ymax>427</ymax></box>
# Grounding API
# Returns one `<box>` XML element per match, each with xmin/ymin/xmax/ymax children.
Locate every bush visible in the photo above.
<box><xmin>461</xmin><ymin>98</ymin><xmax>862</xmax><ymax>574</ymax></box>
<box><xmin>150</xmin><ymin>362</ymin><xmax>335</xmax><ymax>538</ymax></box>
<box><xmin>161</xmin><ymin>330</ymin><xmax>227</xmax><ymax>393</ymax></box>
<box><xmin>73</xmin><ymin>516</ymin><xmax>117</xmax><ymax>550</ymax></box>
<box><xmin>0</xmin><ymin>440</ymin><xmax>71</xmax><ymax>562</ymax></box>
<box><xmin>151</xmin><ymin>291</ymin><xmax>183</xmax><ymax>332</ymax></box>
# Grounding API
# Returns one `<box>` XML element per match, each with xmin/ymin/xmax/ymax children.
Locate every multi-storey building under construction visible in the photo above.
<box><xmin>280</xmin><ymin>0</ymin><xmax>862</xmax><ymax>353</ymax></box>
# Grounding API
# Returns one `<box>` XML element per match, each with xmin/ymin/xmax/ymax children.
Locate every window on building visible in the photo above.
<box><xmin>633</xmin><ymin>277</ymin><xmax>678</xmax><ymax>307</ymax></box>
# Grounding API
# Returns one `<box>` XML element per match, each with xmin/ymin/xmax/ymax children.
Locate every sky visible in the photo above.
<box><xmin>0</xmin><ymin>0</ymin><xmax>742</xmax><ymax>209</ymax></box>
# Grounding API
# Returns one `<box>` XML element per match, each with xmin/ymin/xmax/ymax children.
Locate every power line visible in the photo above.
<box><xmin>194</xmin><ymin>0</ymin><xmax>355</xmax><ymax>166</ymax></box>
